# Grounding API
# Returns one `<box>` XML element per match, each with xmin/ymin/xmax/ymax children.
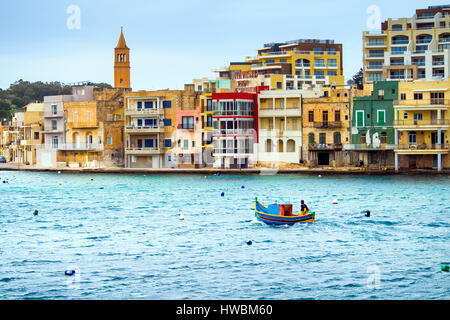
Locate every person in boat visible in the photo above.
<box><xmin>300</xmin><ymin>200</ymin><xmax>309</xmax><ymax>215</ymax></box>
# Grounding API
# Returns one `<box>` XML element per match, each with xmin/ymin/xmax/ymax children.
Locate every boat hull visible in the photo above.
<box><xmin>255</xmin><ymin>201</ymin><xmax>315</xmax><ymax>226</ymax></box>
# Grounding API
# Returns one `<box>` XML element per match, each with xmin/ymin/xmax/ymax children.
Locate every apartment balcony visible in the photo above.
<box><xmin>259</xmin><ymin>108</ymin><xmax>301</xmax><ymax>117</ymax></box>
<box><xmin>308</xmin><ymin>143</ymin><xmax>343</xmax><ymax>151</ymax></box>
<box><xmin>44</xmin><ymin>111</ymin><xmax>64</xmax><ymax>118</ymax></box>
<box><xmin>395</xmin><ymin>144</ymin><xmax>449</xmax><ymax>154</ymax></box>
<box><xmin>58</xmin><ymin>143</ymin><xmax>104</xmax><ymax>151</ymax></box>
<box><xmin>393</xmin><ymin>99</ymin><xmax>449</xmax><ymax>110</ymax></box>
<box><xmin>125</xmin><ymin>108</ymin><xmax>164</xmax><ymax>116</ymax></box>
<box><xmin>365</xmin><ymin>42</ymin><xmax>387</xmax><ymax>48</ymax></box>
<box><xmin>66</xmin><ymin>122</ymin><xmax>99</xmax><ymax>129</ymax></box>
<box><xmin>365</xmin><ymin>65</ymin><xmax>383</xmax><ymax>71</ymax></box>
<box><xmin>314</xmin><ymin>63</ymin><xmax>326</xmax><ymax>69</ymax></box>
<box><xmin>393</xmin><ymin>119</ymin><xmax>449</xmax><ymax>130</ymax></box>
<box><xmin>177</xmin><ymin>124</ymin><xmax>194</xmax><ymax>130</ymax></box>
<box><xmin>312</xmin><ymin>121</ymin><xmax>342</xmax><ymax>128</ymax></box>
<box><xmin>344</xmin><ymin>144</ymin><xmax>396</xmax><ymax>151</ymax></box>
<box><xmin>327</xmin><ymin>64</ymin><xmax>338</xmax><ymax>69</ymax></box>
<box><xmin>251</xmin><ymin>63</ymin><xmax>282</xmax><ymax>71</ymax></box>
<box><xmin>125</xmin><ymin>147</ymin><xmax>163</xmax><ymax>155</ymax></box>
<box><xmin>295</xmin><ymin>63</ymin><xmax>310</xmax><ymax>69</ymax></box>
<box><xmin>125</xmin><ymin>125</ymin><xmax>164</xmax><ymax>134</ymax></box>
<box><xmin>213</xmin><ymin>111</ymin><xmax>254</xmax><ymax>117</ymax></box>
<box><xmin>432</xmin><ymin>61</ymin><xmax>445</xmax><ymax>66</ymax></box>
<box><xmin>212</xmin><ymin>129</ymin><xmax>256</xmax><ymax>136</ymax></box>
<box><xmin>391</xmin><ymin>40</ymin><xmax>410</xmax><ymax>45</ymax></box>
<box><xmin>365</xmin><ymin>53</ymin><xmax>385</xmax><ymax>60</ymax></box>
<box><xmin>438</xmin><ymin>38</ymin><xmax>450</xmax><ymax>43</ymax></box>
<box><xmin>41</xmin><ymin>128</ymin><xmax>64</xmax><ymax>134</ymax></box>
<box><xmin>213</xmin><ymin>147</ymin><xmax>254</xmax><ymax>156</ymax></box>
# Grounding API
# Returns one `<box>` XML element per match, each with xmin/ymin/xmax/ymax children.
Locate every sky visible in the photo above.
<box><xmin>0</xmin><ymin>0</ymin><xmax>448</xmax><ymax>91</ymax></box>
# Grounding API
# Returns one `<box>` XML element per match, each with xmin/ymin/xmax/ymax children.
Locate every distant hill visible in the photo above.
<box><xmin>0</xmin><ymin>80</ymin><xmax>112</xmax><ymax>121</ymax></box>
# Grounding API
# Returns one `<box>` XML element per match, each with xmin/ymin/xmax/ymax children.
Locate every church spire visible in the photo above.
<box><xmin>116</xmin><ymin>26</ymin><xmax>128</xmax><ymax>49</ymax></box>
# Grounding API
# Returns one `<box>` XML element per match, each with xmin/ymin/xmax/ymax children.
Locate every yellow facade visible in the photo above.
<box><xmin>394</xmin><ymin>80</ymin><xmax>450</xmax><ymax>170</ymax></box>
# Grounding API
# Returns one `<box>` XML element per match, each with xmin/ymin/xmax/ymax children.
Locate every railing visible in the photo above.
<box><xmin>58</xmin><ymin>143</ymin><xmax>104</xmax><ymax>151</ymax></box>
<box><xmin>439</xmin><ymin>38</ymin><xmax>450</xmax><ymax>43</ymax></box>
<box><xmin>308</xmin><ymin>143</ymin><xmax>343</xmax><ymax>151</ymax></box>
<box><xmin>394</xmin><ymin>99</ymin><xmax>449</xmax><ymax>106</ymax></box>
<box><xmin>126</xmin><ymin>125</ymin><xmax>163</xmax><ymax>131</ymax></box>
<box><xmin>314</xmin><ymin>63</ymin><xmax>326</xmax><ymax>68</ymax></box>
<box><xmin>44</xmin><ymin>111</ymin><xmax>64</xmax><ymax>117</ymax></box>
<box><xmin>213</xmin><ymin>111</ymin><xmax>254</xmax><ymax>116</ymax></box>
<box><xmin>416</xmin><ymin>39</ymin><xmax>432</xmax><ymax>44</ymax></box>
<box><xmin>213</xmin><ymin>129</ymin><xmax>256</xmax><ymax>136</ymax></box>
<box><xmin>366</xmin><ymin>41</ymin><xmax>386</xmax><ymax>46</ymax></box>
<box><xmin>295</xmin><ymin>63</ymin><xmax>310</xmax><ymax>68</ymax></box>
<box><xmin>125</xmin><ymin>147</ymin><xmax>162</xmax><ymax>154</ymax></box>
<box><xmin>416</xmin><ymin>26</ymin><xmax>434</xmax><ymax>30</ymax></box>
<box><xmin>328</xmin><ymin>63</ymin><xmax>338</xmax><ymax>68</ymax></box>
<box><xmin>344</xmin><ymin>144</ymin><xmax>396</xmax><ymax>150</ymax></box>
<box><xmin>213</xmin><ymin>147</ymin><xmax>253</xmax><ymax>155</ymax></box>
<box><xmin>125</xmin><ymin>108</ymin><xmax>163</xmax><ymax>115</ymax></box>
<box><xmin>396</xmin><ymin>144</ymin><xmax>449</xmax><ymax>150</ymax></box>
<box><xmin>390</xmin><ymin>61</ymin><xmax>404</xmax><ymax>66</ymax></box>
<box><xmin>412</xmin><ymin>61</ymin><xmax>425</xmax><ymax>66</ymax></box>
<box><xmin>312</xmin><ymin>121</ymin><xmax>342</xmax><ymax>128</ymax></box>
<box><xmin>366</xmin><ymin>65</ymin><xmax>383</xmax><ymax>70</ymax></box>
<box><xmin>432</xmin><ymin>61</ymin><xmax>445</xmax><ymax>66</ymax></box>
<box><xmin>366</xmin><ymin>53</ymin><xmax>385</xmax><ymax>58</ymax></box>
<box><xmin>394</xmin><ymin>119</ymin><xmax>449</xmax><ymax>127</ymax></box>
<box><xmin>177</xmin><ymin>124</ymin><xmax>194</xmax><ymax>130</ymax></box>
<box><xmin>412</xmin><ymin>50</ymin><xmax>426</xmax><ymax>54</ymax></box>
<box><xmin>66</xmin><ymin>122</ymin><xmax>98</xmax><ymax>128</ymax></box>
<box><xmin>392</xmin><ymin>40</ymin><xmax>409</xmax><ymax>45</ymax></box>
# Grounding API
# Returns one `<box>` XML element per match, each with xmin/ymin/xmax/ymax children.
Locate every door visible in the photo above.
<box><xmin>137</xmin><ymin>139</ymin><xmax>143</xmax><ymax>149</ymax></box>
<box><xmin>318</xmin><ymin>152</ymin><xmax>330</xmax><ymax>166</ymax></box>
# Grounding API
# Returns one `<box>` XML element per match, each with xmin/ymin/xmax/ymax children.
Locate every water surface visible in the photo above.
<box><xmin>0</xmin><ymin>171</ymin><xmax>449</xmax><ymax>299</ymax></box>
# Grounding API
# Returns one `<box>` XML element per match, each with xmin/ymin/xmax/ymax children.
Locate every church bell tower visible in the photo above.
<box><xmin>114</xmin><ymin>27</ymin><xmax>130</xmax><ymax>89</ymax></box>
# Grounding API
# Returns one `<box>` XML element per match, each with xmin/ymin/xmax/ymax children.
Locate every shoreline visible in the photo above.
<box><xmin>1</xmin><ymin>164</ymin><xmax>449</xmax><ymax>175</ymax></box>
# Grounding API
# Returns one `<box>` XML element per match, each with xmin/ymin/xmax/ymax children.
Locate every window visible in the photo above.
<box><xmin>131</xmin><ymin>155</ymin><xmax>136</xmax><ymax>163</ymax></box>
<box><xmin>165</xmin><ymin>139</ymin><xmax>172</xmax><ymax>147</ymax></box>
<box><xmin>377</xmin><ymin>110</ymin><xmax>386</xmax><ymax>126</ymax></box>
<box><xmin>51</xmin><ymin>104</ymin><xmax>57</xmax><ymax>115</ymax></box>
<box><xmin>335</xmin><ymin>110</ymin><xmax>340</xmax><ymax>122</ymax></box>
<box><xmin>163</xmin><ymin>119</ymin><xmax>172</xmax><ymax>126</ymax></box>
<box><xmin>380</xmin><ymin>132</ymin><xmax>387</xmax><ymax>144</ymax></box>
<box><xmin>144</xmin><ymin>139</ymin><xmax>153</xmax><ymax>148</ymax></box>
<box><xmin>400</xmin><ymin>93</ymin><xmax>406</xmax><ymax>100</ymax></box>
<box><xmin>356</xmin><ymin>110</ymin><xmax>364</xmax><ymax>127</ymax></box>
<box><xmin>328</xmin><ymin>59</ymin><xmax>337</xmax><ymax>67</ymax></box>
<box><xmin>360</xmin><ymin>133</ymin><xmax>366</xmax><ymax>144</ymax></box>
<box><xmin>333</xmin><ymin>132</ymin><xmax>341</xmax><ymax>144</ymax></box>
<box><xmin>392</xmin><ymin>24</ymin><xmax>402</xmax><ymax>31</ymax></box>
<box><xmin>414</xmin><ymin>93</ymin><xmax>423</xmax><ymax>100</ymax></box>
<box><xmin>328</xmin><ymin>71</ymin><xmax>337</xmax><ymax>76</ymax></box>
<box><xmin>182</xmin><ymin>116</ymin><xmax>194</xmax><ymax>129</ymax></box>
<box><xmin>308</xmin><ymin>111</ymin><xmax>314</xmax><ymax>122</ymax></box>
<box><xmin>51</xmin><ymin>120</ymin><xmax>57</xmax><ymax>130</ymax></box>
<box><xmin>52</xmin><ymin>136</ymin><xmax>58</xmax><ymax>148</ymax></box>
<box><xmin>277</xmin><ymin>82</ymin><xmax>282</xmax><ymax>89</ymax></box>
<box><xmin>413</xmin><ymin>112</ymin><xmax>423</xmax><ymax>123</ymax></box>
<box><xmin>315</xmin><ymin>59</ymin><xmax>325</xmax><ymax>67</ymax></box>
<box><xmin>319</xmin><ymin>133</ymin><xmax>326</xmax><ymax>144</ymax></box>
<box><xmin>408</xmin><ymin>132</ymin><xmax>417</xmax><ymax>144</ymax></box>
<box><xmin>137</xmin><ymin>102</ymin><xmax>142</xmax><ymax>110</ymax></box>
<box><xmin>308</xmin><ymin>133</ymin><xmax>315</xmax><ymax>144</ymax></box>
<box><xmin>107</xmin><ymin>136</ymin><xmax>112</xmax><ymax>145</ymax></box>
<box><xmin>144</xmin><ymin>101</ymin><xmax>154</xmax><ymax>109</ymax></box>
<box><xmin>404</xmin><ymin>112</ymin><xmax>408</xmax><ymax>119</ymax></box>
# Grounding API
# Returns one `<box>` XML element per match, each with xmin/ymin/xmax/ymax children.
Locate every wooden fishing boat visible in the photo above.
<box><xmin>254</xmin><ymin>198</ymin><xmax>315</xmax><ymax>226</ymax></box>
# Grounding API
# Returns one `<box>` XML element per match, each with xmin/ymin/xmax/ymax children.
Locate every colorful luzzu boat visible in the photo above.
<box><xmin>254</xmin><ymin>197</ymin><xmax>315</xmax><ymax>226</ymax></box>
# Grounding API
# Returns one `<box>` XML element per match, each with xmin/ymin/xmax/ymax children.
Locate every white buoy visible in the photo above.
<box><xmin>179</xmin><ymin>213</ymin><xmax>185</xmax><ymax>220</ymax></box>
<box><xmin>318</xmin><ymin>175</ymin><xmax>322</xmax><ymax>178</ymax></box>
<box><xmin>332</xmin><ymin>199</ymin><xmax>338</xmax><ymax>204</ymax></box>
<box><xmin>58</xmin><ymin>171</ymin><xmax>61</xmax><ymax>175</ymax></box>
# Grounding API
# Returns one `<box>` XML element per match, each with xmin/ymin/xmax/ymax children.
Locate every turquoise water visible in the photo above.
<box><xmin>0</xmin><ymin>171</ymin><xmax>449</xmax><ymax>300</ymax></box>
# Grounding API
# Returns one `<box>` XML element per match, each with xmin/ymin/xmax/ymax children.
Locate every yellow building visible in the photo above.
<box><xmin>394</xmin><ymin>80</ymin><xmax>450</xmax><ymax>171</ymax></box>
<box><xmin>215</xmin><ymin>39</ymin><xmax>345</xmax><ymax>90</ymax></box>
<box><xmin>363</xmin><ymin>5</ymin><xmax>450</xmax><ymax>84</ymax></box>
<box><xmin>21</xmin><ymin>103</ymin><xmax>44</xmax><ymax>165</ymax></box>
<box><xmin>63</xmin><ymin>88</ymin><xmax>125</xmax><ymax>168</ymax></box>
<box><xmin>124</xmin><ymin>85</ymin><xmax>200</xmax><ymax>168</ymax></box>
<box><xmin>303</xmin><ymin>86</ymin><xmax>364</xmax><ymax>167</ymax></box>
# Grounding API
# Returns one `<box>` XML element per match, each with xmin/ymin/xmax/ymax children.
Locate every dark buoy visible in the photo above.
<box><xmin>91</xmin><ymin>179</ymin><xmax>94</xmax><ymax>181</ymax></box>
<box><xmin>99</xmin><ymin>187</ymin><xmax>104</xmax><ymax>190</ymax></box>
<box><xmin>442</xmin><ymin>263</ymin><xmax>450</xmax><ymax>272</ymax></box>
<box><xmin>65</xmin><ymin>270</ymin><xmax>76</xmax><ymax>276</ymax></box>
<box><xmin>33</xmin><ymin>210</ymin><xmax>38</xmax><ymax>216</ymax></box>
<box><xmin>221</xmin><ymin>192</ymin><xmax>225</xmax><ymax>197</ymax></box>
<box><xmin>365</xmin><ymin>210</ymin><xmax>371</xmax><ymax>217</ymax></box>
<box><xmin>217</xmin><ymin>172</ymin><xmax>221</xmax><ymax>176</ymax></box>
<box><xmin>241</xmin><ymin>186</ymin><xmax>245</xmax><ymax>189</ymax></box>
<box><xmin>246</xmin><ymin>240</ymin><xmax>253</xmax><ymax>245</ymax></box>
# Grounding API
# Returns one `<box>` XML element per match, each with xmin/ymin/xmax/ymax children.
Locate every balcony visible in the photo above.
<box><xmin>58</xmin><ymin>143</ymin><xmax>104</xmax><ymax>151</ymax></box>
<box><xmin>312</xmin><ymin>121</ymin><xmax>342</xmax><ymax>128</ymax></box>
<box><xmin>393</xmin><ymin>119</ymin><xmax>449</xmax><ymax>129</ymax></box>
<box><xmin>125</xmin><ymin>125</ymin><xmax>164</xmax><ymax>133</ymax></box>
<box><xmin>391</xmin><ymin>40</ymin><xmax>409</xmax><ymax>45</ymax></box>
<box><xmin>365</xmin><ymin>41</ymin><xmax>387</xmax><ymax>48</ymax></box>
<box><xmin>213</xmin><ymin>111</ymin><xmax>254</xmax><ymax>116</ymax></box>
<box><xmin>365</xmin><ymin>65</ymin><xmax>383</xmax><ymax>71</ymax></box>
<box><xmin>308</xmin><ymin>143</ymin><xmax>343</xmax><ymax>151</ymax></box>
<box><xmin>394</xmin><ymin>99</ymin><xmax>449</xmax><ymax>109</ymax></box>
<box><xmin>44</xmin><ymin>111</ymin><xmax>64</xmax><ymax>118</ymax></box>
<box><xmin>125</xmin><ymin>108</ymin><xmax>164</xmax><ymax>116</ymax></box>
<box><xmin>213</xmin><ymin>147</ymin><xmax>253</xmax><ymax>156</ymax></box>
<box><xmin>395</xmin><ymin>144</ymin><xmax>449</xmax><ymax>154</ymax></box>
<box><xmin>365</xmin><ymin>53</ymin><xmax>385</xmax><ymax>59</ymax></box>
<box><xmin>177</xmin><ymin>124</ymin><xmax>194</xmax><ymax>130</ymax></box>
<box><xmin>125</xmin><ymin>147</ymin><xmax>163</xmax><ymax>155</ymax></box>
<box><xmin>344</xmin><ymin>144</ymin><xmax>396</xmax><ymax>151</ymax></box>
<box><xmin>432</xmin><ymin>60</ymin><xmax>445</xmax><ymax>66</ymax></box>
<box><xmin>295</xmin><ymin>63</ymin><xmax>310</xmax><ymax>68</ymax></box>
<box><xmin>212</xmin><ymin>129</ymin><xmax>256</xmax><ymax>136</ymax></box>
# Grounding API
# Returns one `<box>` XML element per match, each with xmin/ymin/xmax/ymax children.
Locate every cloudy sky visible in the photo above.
<box><xmin>0</xmin><ymin>0</ymin><xmax>446</xmax><ymax>90</ymax></box>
